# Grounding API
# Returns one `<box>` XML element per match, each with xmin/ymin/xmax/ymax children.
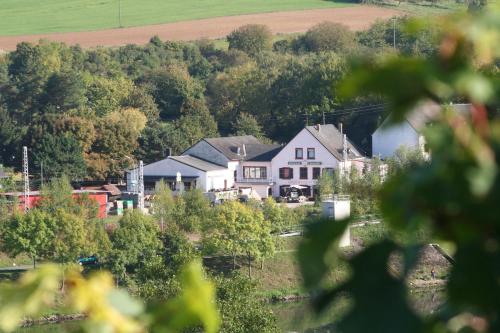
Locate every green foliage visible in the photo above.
<box><xmin>209</xmin><ymin>274</ymin><xmax>280</xmax><ymax>333</ymax></box>
<box><xmin>1</xmin><ymin>210</ymin><xmax>57</xmax><ymax>261</ymax></box>
<box><xmin>299</xmin><ymin>5</ymin><xmax>500</xmax><ymax>333</ymax></box>
<box><xmin>298</xmin><ymin>22</ymin><xmax>356</xmax><ymax>53</ymax></box>
<box><xmin>32</xmin><ymin>133</ymin><xmax>86</xmax><ymax>179</ymax></box>
<box><xmin>233</xmin><ymin>112</ymin><xmax>267</xmax><ymax>140</ymax></box>
<box><xmin>0</xmin><ymin>261</ymin><xmax>220</xmax><ymax>333</ymax></box>
<box><xmin>203</xmin><ymin>201</ymin><xmax>275</xmax><ymax>277</ymax></box>
<box><xmin>144</xmin><ymin>63</ymin><xmax>204</xmax><ymax>120</ymax></box>
<box><xmin>110</xmin><ymin>211</ymin><xmax>162</xmax><ymax>280</ymax></box>
<box><xmin>227</xmin><ymin>24</ymin><xmax>273</xmax><ymax>56</ymax></box>
<box><xmin>152</xmin><ymin>180</ymin><xmax>177</xmax><ymax>228</ymax></box>
<box><xmin>357</xmin><ymin>16</ymin><xmax>442</xmax><ymax>57</ymax></box>
<box><xmin>262</xmin><ymin>198</ymin><xmax>286</xmax><ymax>233</ymax></box>
<box><xmin>0</xmin><ymin>12</ymin><xmax>476</xmax><ymax>181</ymax></box>
<box><xmin>385</xmin><ymin>145</ymin><xmax>426</xmax><ymax>175</ymax></box>
<box><xmin>178</xmin><ymin>189</ymin><xmax>212</xmax><ymax>232</ymax></box>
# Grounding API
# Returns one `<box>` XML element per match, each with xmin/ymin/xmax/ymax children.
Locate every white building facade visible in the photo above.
<box><xmin>271</xmin><ymin>124</ymin><xmax>363</xmax><ymax>197</ymax></box>
<box><xmin>127</xmin><ymin>125</ymin><xmax>366</xmax><ymax>200</ymax></box>
<box><xmin>372</xmin><ymin>102</ymin><xmax>471</xmax><ymax>159</ymax></box>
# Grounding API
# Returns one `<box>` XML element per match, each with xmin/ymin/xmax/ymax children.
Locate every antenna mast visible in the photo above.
<box><xmin>23</xmin><ymin>146</ymin><xmax>29</xmax><ymax>212</ymax></box>
<box><xmin>138</xmin><ymin>160</ymin><xmax>144</xmax><ymax>212</ymax></box>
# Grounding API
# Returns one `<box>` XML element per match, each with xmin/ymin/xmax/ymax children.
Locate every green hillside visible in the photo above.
<box><xmin>0</xmin><ymin>0</ymin><xmax>353</xmax><ymax>36</ymax></box>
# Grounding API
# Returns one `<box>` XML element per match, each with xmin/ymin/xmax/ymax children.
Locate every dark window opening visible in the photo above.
<box><xmin>312</xmin><ymin>167</ymin><xmax>321</xmax><ymax>179</ymax></box>
<box><xmin>300</xmin><ymin>167</ymin><xmax>308</xmax><ymax>180</ymax></box>
<box><xmin>279</xmin><ymin>167</ymin><xmax>293</xmax><ymax>179</ymax></box>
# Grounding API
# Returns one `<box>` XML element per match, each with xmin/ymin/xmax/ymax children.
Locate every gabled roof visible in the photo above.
<box><xmin>376</xmin><ymin>101</ymin><xmax>472</xmax><ymax>133</ymax></box>
<box><xmin>305</xmin><ymin>124</ymin><xmax>362</xmax><ymax>160</ymax></box>
<box><xmin>242</xmin><ymin>144</ymin><xmax>283</xmax><ymax>161</ymax></box>
<box><xmin>405</xmin><ymin>101</ymin><xmax>441</xmax><ymax>131</ymax></box>
<box><xmin>202</xmin><ymin>135</ymin><xmax>282</xmax><ymax>162</ymax></box>
<box><xmin>203</xmin><ymin>135</ymin><xmax>261</xmax><ymax>160</ymax></box>
<box><xmin>169</xmin><ymin>155</ymin><xmax>227</xmax><ymax>172</ymax></box>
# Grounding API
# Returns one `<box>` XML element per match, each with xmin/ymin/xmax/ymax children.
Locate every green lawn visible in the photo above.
<box><xmin>0</xmin><ymin>0</ymin><xmax>354</xmax><ymax>36</ymax></box>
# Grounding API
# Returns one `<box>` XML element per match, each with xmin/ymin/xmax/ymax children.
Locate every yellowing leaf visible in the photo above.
<box><xmin>0</xmin><ymin>265</ymin><xmax>61</xmax><ymax>332</ymax></box>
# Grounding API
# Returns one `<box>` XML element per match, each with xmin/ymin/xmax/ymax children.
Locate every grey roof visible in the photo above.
<box><xmin>382</xmin><ymin>102</ymin><xmax>472</xmax><ymax>132</ymax></box>
<box><xmin>203</xmin><ymin>136</ymin><xmax>281</xmax><ymax>161</ymax></box>
<box><xmin>204</xmin><ymin>136</ymin><xmax>260</xmax><ymax>160</ymax></box>
<box><xmin>169</xmin><ymin>155</ymin><xmax>227</xmax><ymax>172</ymax></box>
<box><xmin>305</xmin><ymin>124</ymin><xmax>363</xmax><ymax>160</ymax></box>
<box><xmin>406</xmin><ymin>101</ymin><xmax>442</xmax><ymax>131</ymax></box>
<box><xmin>242</xmin><ymin>144</ymin><xmax>283</xmax><ymax>161</ymax></box>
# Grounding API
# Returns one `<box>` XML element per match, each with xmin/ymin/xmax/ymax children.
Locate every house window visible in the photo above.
<box><xmin>167</xmin><ymin>181</ymin><xmax>177</xmax><ymax>191</ymax></box>
<box><xmin>234</xmin><ymin>170</ymin><xmax>237</xmax><ymax>181</ymax></box>
<box><xmin>295</xmin><ymin>148</ymin><xmax>303</xmax><ymax>160</ymax></box>
<box><xmin>183</xmin><ymin>182</ymin><xmax>192</xmax><ymax>191</ymax></box>
<box><xmin>323</xmin><ymin>168</ymin><xmax>334</xmax><ymax>176</ymax></box>
<box><xmin>279</xmin><ymin>167</ymin><xmax>293</xmax><ymax>179</ymax></box>
<box><xmin>244</xmin><ymin>167</ymin><xmax>267</xmax><ymax>179</ymax></box>
<box><xmin>307</xmin><ymin>148</ymin><xmax>316</xmax><ymax>160</ymax></box>
<box><xmin>300</xmin><ymin>167</ymin><xmax>308</xmax><ymax>180</ymax></box>
<box><xmin>312</xmin><ymin>167</ymin><xmax>321</xmax><ymax>179</ymax></box>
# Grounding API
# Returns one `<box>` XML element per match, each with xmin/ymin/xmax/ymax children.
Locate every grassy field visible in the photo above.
<box><xmin>380</xmin><ymin>0</ymin><xmax>466</xmax><ymax>15</ymax></box>
<box><xmin>0</xmin><ymin>0</ymin><xmax>354</xmax><ymax>36</ymax></box>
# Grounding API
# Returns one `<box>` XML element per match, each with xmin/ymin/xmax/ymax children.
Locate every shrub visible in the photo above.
<box><xmin>227</xmin><ymin>24</ymin><xmax>273</xmax><ymax>56</ymax></box>
<box><xmin>300</xmin><ymin>22</ymin><xmax>356</xmax><ymax>53</ymax></box>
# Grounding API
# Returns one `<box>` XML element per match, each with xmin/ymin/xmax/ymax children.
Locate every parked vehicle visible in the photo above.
<box><xmin>78</xmin><ymin>255</ymin><xmax>99</xmax><ymax>266</ymax></box>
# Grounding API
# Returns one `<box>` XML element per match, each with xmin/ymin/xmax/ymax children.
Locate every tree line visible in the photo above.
<box><xmin>0</xmin><ymin>17</ymin><xmax>445</xmax><ymax>180</ymax></box>
<box><xmin>0</xmin><ymin>177</ymin><xmax>316</xmax><ymax>332</ymax></box>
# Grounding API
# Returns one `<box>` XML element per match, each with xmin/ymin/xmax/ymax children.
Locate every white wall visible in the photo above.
<box><xmin>126</xmin><ymin>157</ymin><xmax>228</xmax><ymax>192</ymax></box>
<box><xmin>271</xmin><ymin>128</ymin><xmax>339</xmax><ymax>197</ymax></box>
<box><xmin>205</xmin><ymin>169</ymin><xmax>234</xmax><ymax>192</ymax></box>
<box><xmin>235</xmin><ymin>161</ymin><xmax>272</xmax><ymax>198</ymax></box>
<box><xmin>236</xmin><ymin>161</ymin><xmax>272</xmax><ymax>180</ymax></box>
<box><xmin>372</xmin><ymin>121</ymin><xmax>420</xmax><ymax>159</ymax></box>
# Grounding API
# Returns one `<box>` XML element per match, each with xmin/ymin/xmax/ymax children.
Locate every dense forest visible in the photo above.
<box><xmin>0</xmin><ymin>17</ymin><xmax>445</xmax><ymax>180</ymax></box>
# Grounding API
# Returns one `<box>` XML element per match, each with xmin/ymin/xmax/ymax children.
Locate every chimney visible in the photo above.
<box><xmin>242</xmin><ymin>144</ymin><xmax>247</xmax><ymax>156</ymax></box>
<box><xmin>339</xmin><ymin>122</ymin><xmax>343</xmax><ymax>134</ymax></box>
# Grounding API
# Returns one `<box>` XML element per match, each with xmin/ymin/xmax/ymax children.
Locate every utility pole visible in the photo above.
<box><xmin>40</xmin><ymin>161</ymin><xmax>44</xmax><ymax>188</ymax></box>
<box><xmin>393</xmin><ymin>18</ymin><xmax>396</xmax><ymax>50</ymax></box>
<box><xmin>138</xmin><ymin>160</ymin><xmax>144</xmax><ymax>212</ymax></box>
<box><xmin>23</xmin><ymin>146</ymin><xmax>29</xmax><ymax>213</ymax></box>
<box><xmin>118</xmin><ymin>0</ymin><xmax>122</xmax><ymax>28</ymax></box>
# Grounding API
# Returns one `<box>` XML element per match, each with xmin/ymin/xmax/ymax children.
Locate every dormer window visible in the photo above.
<box><xmin>295</xmin><ymin>148</ymin><xmax>303</xmax><ymax>159</ymax></box>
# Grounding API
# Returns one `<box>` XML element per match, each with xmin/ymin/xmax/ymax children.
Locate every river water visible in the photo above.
<box><xmin>16</xmin><ymin>288</ymin><xmax>444</xmax><ymax>333</ymax></box>
<box><xmin>270</xmin><ymin>288</ymin><xmax>445</xmax><ymax>332</ymax></box>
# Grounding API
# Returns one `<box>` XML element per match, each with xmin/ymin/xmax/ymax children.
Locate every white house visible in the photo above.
<box><xmin>271</xmin><ymin>124</ymin><xmax>364</xmax><ymax>198</ymax></box>
<box><xmin>126</xmin><ymin>155</ymin><xmax>232</xmax><ymax>194</ymax></box>
<box><xmin>127</xmin><ymin>135</ymin><xmax>282</xmax><ymax>199</ymax></box>
<box><xmin>127</xmin><ymin>125</ymin><xmax>366</xmax><ymax>200</ymax></box>
<box><xmin>372</xmin><ymin>102</ymin><xmax>471</xmax><ymax>159</ymax></box>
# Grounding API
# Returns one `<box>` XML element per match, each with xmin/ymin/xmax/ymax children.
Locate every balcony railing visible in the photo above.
<box><xmin>236</xmin><ymin>177</ymin><xmax>275</xmax><ymax>184</ymax></box>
